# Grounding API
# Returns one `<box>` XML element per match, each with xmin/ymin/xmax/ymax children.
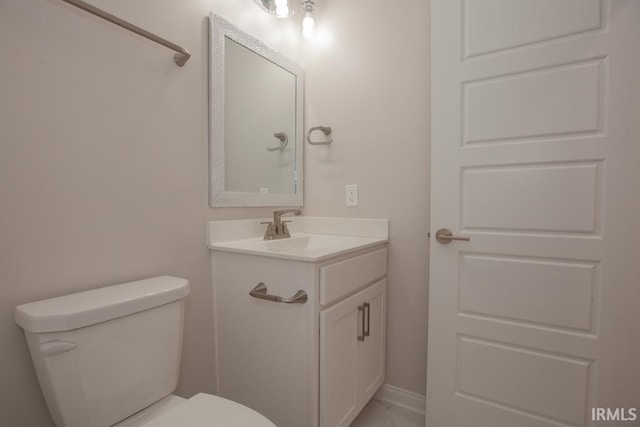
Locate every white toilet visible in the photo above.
<box><xmin>14</xmin><ymin>276</ymin><xmax>275</xmax><ymax>427</ymax></box>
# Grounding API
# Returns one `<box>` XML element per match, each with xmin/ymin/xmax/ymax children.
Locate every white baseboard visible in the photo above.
<box><xmin>374</xmin><ymin>384</ymin><xmax>426</xmax><ymax>416</ymax></box>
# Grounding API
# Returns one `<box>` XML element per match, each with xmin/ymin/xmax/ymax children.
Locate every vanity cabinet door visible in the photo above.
<box><xmin>355</xmin><ymin>279</ymin><xmax>386</xmax><ymax>408</ymax></box>
<box><xmin>320</xmin><ymin>291</ymin><xmax>360</xmax><ymax>427</ymax></box>
<box><xmin>320</xmin><ymin>279</ymin><xmax>387</xmax><ymax>427</ymax></box>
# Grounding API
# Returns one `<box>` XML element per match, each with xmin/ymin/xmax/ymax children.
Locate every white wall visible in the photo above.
<box><xmin>303</xmin><ymin>0</ymin><xmax>431</xmax><ymax>395</ymax></box>
<box><xmin>0</xmin><ymin>1</ymin><xmax>301</xmax><ymax>425</ymax></box>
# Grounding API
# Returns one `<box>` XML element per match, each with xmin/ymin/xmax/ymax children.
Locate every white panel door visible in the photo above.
<box><xmin>428</xmin><ymin>1</ymin><xmax>640</xmax><ymax>426</ymax></box>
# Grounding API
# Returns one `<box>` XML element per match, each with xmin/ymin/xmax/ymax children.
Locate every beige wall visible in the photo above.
<box><xmin>0</xmin><ymin>1</ymin><xmax>301</xmax><ymax>425</ymax></box>
<box><xmin>302</xmin><ymin>0</ymin><xmax>431</xmax><ymax>395</ymax></box>
<box><xmin>0</xmin><ymin>0</ymin><xmax>429</xmax><ymax>425</ymax></box>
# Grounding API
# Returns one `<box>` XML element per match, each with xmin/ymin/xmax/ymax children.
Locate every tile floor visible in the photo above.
<box><xmin>351</xmin><ymin>399</ymin><xmax>425</xmax><ymax>427</ymax></box>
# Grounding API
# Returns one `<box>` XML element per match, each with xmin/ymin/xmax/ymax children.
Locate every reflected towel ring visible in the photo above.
<box><xmin>307</xmin><ymin>126</ymin><xmax>333</xmax><ymax>145</ymax></box>
<box><xmin>267</xmin><ymin>132</ymin><xmax>288</xmax><ymax>151</ymax></box>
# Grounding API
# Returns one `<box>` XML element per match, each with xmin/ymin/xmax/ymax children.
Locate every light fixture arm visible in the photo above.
<box><xmin>301</xmin><ymin>0</ymin><xmax>315</xmax><ymax>13</ymax></box>
<box><xmin>253</xmin><ymin>0</ymin><xmax>318</xmax><ymax>38</ymax></box>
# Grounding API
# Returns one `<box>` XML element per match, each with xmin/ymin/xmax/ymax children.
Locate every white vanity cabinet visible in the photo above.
<box><xmin>211</xmin><ymin>242</ymin><xmax>387</xmax><ymax>427</ymax></box>
<box><xmin>320</xmin><ymin>278</ymin><xmax>386</xmax><ymax>427</ymax></box>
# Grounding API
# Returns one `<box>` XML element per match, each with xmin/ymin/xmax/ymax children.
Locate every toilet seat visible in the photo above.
<box><xmin>139</xmin><ymin>393</ymin><xmax>276</xmax><ymax>427</ymax></box>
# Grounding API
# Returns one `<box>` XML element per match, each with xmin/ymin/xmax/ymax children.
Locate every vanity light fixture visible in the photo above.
<box><xmin>253</xmin><ymin>0</ymin><xmax>294</xmax><ymax>18</ymax></box>
<box><xmin>301</xmin><ymin>0</ymin><xmax>316</xmax><ymax>39</ymax></box>
<box><xmin>253</xmin><ymin>0</ymin><xmax>318</xmax><ymax>39</ymax></box>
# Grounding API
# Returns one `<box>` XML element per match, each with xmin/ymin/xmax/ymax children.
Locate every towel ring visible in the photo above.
<box><xmin>307</xmin><ymin>126</ymin><xmax>333</xmax><ymax>145</ymax></box>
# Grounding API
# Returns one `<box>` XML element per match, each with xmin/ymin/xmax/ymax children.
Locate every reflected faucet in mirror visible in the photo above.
<box><xmin>262</xmin><ymin>209</ymin><xmax>302</xmax><ymax>240</ymax></box>
<box><xmin>267</xmin><ymin>132</ymin><xmax>288</xmax><ymax>151</ymax></box>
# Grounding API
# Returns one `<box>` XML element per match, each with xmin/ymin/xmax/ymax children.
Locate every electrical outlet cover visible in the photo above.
<box><xmin>346</xmin><ymin>184</ymin><xmax>358</xmax><ymax>206</ymax></box>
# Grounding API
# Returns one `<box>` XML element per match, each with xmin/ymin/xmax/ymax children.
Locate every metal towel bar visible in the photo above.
<box><xmin>249</xmin><ymin>283</ymin><xmax>308</xmax><ymax>304</ymax></box>
<box><xmin>61</xmin><ymin>0</ymin><xmax>191</xmax><ymax>66</ymax></box>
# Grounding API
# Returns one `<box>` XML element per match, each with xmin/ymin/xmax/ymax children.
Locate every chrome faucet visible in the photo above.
<box><xmin>262</xmin><ymin>209</ymin><xmax>301</xmax><ymax>240</ymax></box>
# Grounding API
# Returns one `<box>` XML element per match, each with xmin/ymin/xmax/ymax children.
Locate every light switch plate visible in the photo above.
<box><xmin>346</xmin><ymin>184</ymin><xmax>358</xmax><ymax>207</ymax></box>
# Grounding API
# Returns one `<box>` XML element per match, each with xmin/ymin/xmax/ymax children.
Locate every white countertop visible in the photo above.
<box><xmin>207</xmin><ymin>217</ymin><xmax>389</xmax><ymax>262</ymax></box>
<box><xmin>208</xmin><ymin>232</ymin><xmax>387</xmax><ymax>262</ymax></box>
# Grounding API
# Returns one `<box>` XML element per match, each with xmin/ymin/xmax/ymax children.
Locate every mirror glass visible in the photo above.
<box><xmin>209</xmin><ymin>14</ymin><xmax>304</xmax><ymax>207</ymax></box>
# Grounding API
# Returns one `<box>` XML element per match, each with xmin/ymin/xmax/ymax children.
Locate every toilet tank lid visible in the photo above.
<box><xmin>15</xmin><ymin>276</ymin><xmax>190</xmax><ymax>333</ymax></box>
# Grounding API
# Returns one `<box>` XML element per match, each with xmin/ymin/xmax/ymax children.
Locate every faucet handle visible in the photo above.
<box><xmin>281</xmin><ymin>220</ymin><xmax>293</xmax><ymax>236</ymax></box>
<box><xmin>261</xmin><ymin>221</ymin><xmax>275</xmax><ymax>240</ymax></box>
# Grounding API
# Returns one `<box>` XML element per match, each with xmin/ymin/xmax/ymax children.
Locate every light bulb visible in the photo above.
<box><xmin>302</xmin><ymin>10</ymin><xmax>315</xmax><ymax>39</ymax></box>
<box><xmin>275</xmin><ymin>5</ymin><xmax>289</xmax><ymax>16</ymax></box>
<box><xmin>275</xmin><ymin>0</ymin><xmax>289</xmax><ymax>17</ymax></box>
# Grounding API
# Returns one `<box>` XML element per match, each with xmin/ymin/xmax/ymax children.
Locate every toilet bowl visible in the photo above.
<box><xmin>14</xmin><ymin>276</ymin><xmax>275</xmax><ymax>427</ymax></box>
<box><xmin>117</xmin><ymin>393</ymin><xmax>275</xmax><ymax>427</ymax></box>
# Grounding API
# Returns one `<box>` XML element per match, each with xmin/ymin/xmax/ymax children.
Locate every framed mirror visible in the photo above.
<box><xmin>208</xmin><ymin>13</ymin><xmax>304</xmax><ymax>207</ymax></box>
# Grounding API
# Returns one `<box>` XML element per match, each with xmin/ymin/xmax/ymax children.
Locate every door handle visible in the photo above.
<box><xmin>435</xmin><ymin>228</ymin><xmax>470</xmax><ymax>244</ymax></box>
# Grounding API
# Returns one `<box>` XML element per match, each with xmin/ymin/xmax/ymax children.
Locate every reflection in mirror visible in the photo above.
<box><xmin>209</xmin><ymin>14</ymin><xmax>304</xmax><ymax>207</ymax></box>
<box><xmin>225</xmin><ymin>38</ymin><xmax>296</xmax><ymax>194</ymax></box>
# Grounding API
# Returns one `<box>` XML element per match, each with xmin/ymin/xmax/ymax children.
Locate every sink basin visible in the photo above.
<box><xmin>210</xmin><ymin>233</ymin><xmax>387</xmax><ymax>261</ymax></box>
<box><xmin>259</xmin><ymin>234</ymin><xmax>347</xmax><ymax>251</ymax></box>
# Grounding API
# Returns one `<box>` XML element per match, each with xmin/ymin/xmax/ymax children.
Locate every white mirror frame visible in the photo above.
<box><xmin>208</xmin><ymin>13</ymin><xmax>304</xmax><ymax>207</ymax></box>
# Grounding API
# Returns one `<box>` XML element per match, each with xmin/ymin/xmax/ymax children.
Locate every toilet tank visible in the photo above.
<box><xmin>14</xmin><ymin>276</ymin><xmax>190</xmax><ymax>427</ymax></box>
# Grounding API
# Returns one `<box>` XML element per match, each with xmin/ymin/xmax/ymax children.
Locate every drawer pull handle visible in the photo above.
<box><xmin>357</xmin><ymin>305</ymin><xmax>366</xmax><ymax>341</ymax></box>
<box><xmin>249</xmin><ymin>282</ymin><xmax>308</xmax><ymax>304</ymax></box>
